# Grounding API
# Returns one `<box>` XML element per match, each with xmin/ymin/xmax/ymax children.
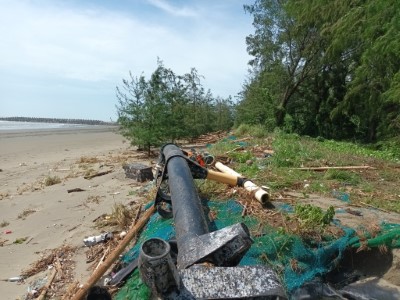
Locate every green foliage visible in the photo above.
<box><xmin>228</xmin><ymin>151</ymin><xmax>254</xmax><ymax>163</ymax></box>
<box><xmin>323</xmin><ymin>170</ymin><xmax>361</xmax><ymax>185</ymax></box>
<box><xmin>234</xmin><ymin>124</ymin><xmax>268</xmax><ymax>138</ymax></box>
<box><xmin>13</xmin><ymin>237</ymin><xmax>28</xmax><ymax>244</ymax></box>
<box><xmin>294</xmin><ymin>204</ymin><xmax>335</xmax><ymax>229</ymax></box>
<box><xmin>238</xmin><ymin>0</ymin><xmax>400</xmax><ymax>143</ymax></box>
<box><xmin>116</xmin><ymin>60</ymin><xmax>234</xmax><ymax>153</ymax></box>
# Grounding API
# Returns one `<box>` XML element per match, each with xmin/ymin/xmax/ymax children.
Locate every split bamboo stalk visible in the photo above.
<box><xmin>37</xmin><ymin>266</ymin><xmax>58</xmax><ymax>300</ymax></box>
<box><xmin>70</xmin><ymin>205</ymin><xmax>156</xmax><ymax>300</ymax></box>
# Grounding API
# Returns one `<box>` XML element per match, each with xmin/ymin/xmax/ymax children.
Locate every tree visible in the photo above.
<box><xmin>116</xmin><ymin>60</ymin><xmax>234</xmax><ymax>153</ymax></box>
<box><xmin>239</xmin><ymin>0</ymin><xmax>400</xmax><ymax>142</ymax></box>
<box><xmin>244</xmin><ymin>0</ymin><xmax>323</xmax><ymax>127</ymax></box>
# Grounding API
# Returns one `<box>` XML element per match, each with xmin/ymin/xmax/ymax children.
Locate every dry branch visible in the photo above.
<box><xmin>84</xmin><ymin>170</ymin><xmax>112</xmax><ymax>180</ymax></box>
<box><xmin>67</xmin><ymin>188</ymin><xmax>86</xmax><ymax>193</ymax></box>
<box><xmin>37</xmin><ymin>261</ymin><xmax>58</xmax><ymax>300</ymax></box>
<box><xmin>70</xmin><ymin>204</ymin><xmax>156</xmax><ymax>300</ymax></box>
<box><xmin>293</xmin><ymin>166</ymin><xmax>375</xmax><ymax>171</ymax></box>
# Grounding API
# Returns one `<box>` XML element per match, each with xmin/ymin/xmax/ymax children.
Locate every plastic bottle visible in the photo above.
<box><xmin>83</xmin><ymin>232</ymin><xmax>113</xmax><ymax>247</ymax></box>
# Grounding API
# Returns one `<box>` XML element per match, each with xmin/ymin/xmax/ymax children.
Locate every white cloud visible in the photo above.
<box><xmin>147</xmin><ymin>0</ymin><xmax>199</xmax><ymax>17</ymax></box>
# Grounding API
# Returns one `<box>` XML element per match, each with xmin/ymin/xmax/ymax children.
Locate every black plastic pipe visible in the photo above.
<box><xmin>162</xmin><ymin>144</ymin><xmax>209</xmax><ymax>250</ymax></box>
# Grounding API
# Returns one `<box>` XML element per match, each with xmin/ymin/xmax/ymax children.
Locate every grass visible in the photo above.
<box><xmin>95</xmin><ymin>203</ymin><xmax>139</xmax><ymax>230</ymax></box>
<box><xmin>207</xmin><ymin>127</ymin><xmax>400</xmax><ymax>213</ymax></box>
<box><xmin>13</xmin><ymin>237</ymin><xmax>28</xmax><ymax>244</ymax></box>
<box><xmin>43</xmin><ymin>175</ymin><xmax>61</xmax><ymax>186</ymax></box>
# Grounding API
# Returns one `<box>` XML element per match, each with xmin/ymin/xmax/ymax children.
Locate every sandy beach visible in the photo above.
<box><xmin>0</xmin><ymin>126</ymin><xmax>151</xmax><ymax>299</ymax></box>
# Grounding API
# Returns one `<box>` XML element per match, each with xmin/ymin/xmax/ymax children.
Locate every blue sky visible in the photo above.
<box><xmin>0</xmin><ymin>0</ymin><xmax>254</xmax><ymax>121</ymax></box>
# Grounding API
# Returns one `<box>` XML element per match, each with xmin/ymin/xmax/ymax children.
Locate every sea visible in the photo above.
<box><xmin>0</xmin><ymin>120</ymin><xmax>89</xmax><ymax>131</ymax></box>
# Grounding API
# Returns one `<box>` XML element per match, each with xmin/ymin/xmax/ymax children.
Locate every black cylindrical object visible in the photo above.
<box><xmin>139</xmin><ymin>238</ymin><xmax>180</xmax><ymax>294</ymax></box>
<box><xmin>162</xmin><ymin>144</ymin><xmax>209</xmax><ymax>250</ymax></box>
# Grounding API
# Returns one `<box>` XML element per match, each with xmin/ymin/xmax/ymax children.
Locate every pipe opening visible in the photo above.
<box><xmin>142</xmin><ymin>238</ymin><xmax>170</xmax><ymax>259</ymax></box>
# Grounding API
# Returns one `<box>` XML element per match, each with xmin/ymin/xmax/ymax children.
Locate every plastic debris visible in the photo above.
<box><xmin>6</xmin><ymin>276</ymin><xmax>24</xmax><ymax>282</ymax></box>
<box><xmin>332</xmin><ymin>190</ymin><xmax>350</xmax><ymax>202</ymax></box>
<box><xmin>83</xmin><ymin>232</ymin><xmax>113</xmax><ymax>247</ymax></box>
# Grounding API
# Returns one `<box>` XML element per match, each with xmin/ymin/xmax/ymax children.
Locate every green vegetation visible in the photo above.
<box><xmin>116</xmin><ymin>60</ymin><xmax>234</xmax><ymax>154</ymax></box>
<box><xmin>208</xmin><ymin>128</ymin><xmax>400</xmax><ymax>213</ymax></box>
<box><xmin>237</xmin><ymin>0</ymin><xmax>400</xmax><ymax>143</ymax></box>
<box><xmin>13</xmin><ymin>237</ymin><xmax>28</xmax><ymax>244</ymax></box>
<box><xmin>294</xmin><ymin>204</ymin><xmax>335</xmax><ymax>230</ymax></box>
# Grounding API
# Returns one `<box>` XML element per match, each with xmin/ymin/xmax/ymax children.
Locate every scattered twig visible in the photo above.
<box><xmin>84</xmin><ymin>170</ymin><xmax>112</xmax><ymax>180</ymax></box>
<box><xmin>241</xmin><ymin>204</ymin><xmax>247</xmax><ymax>218</ymax></box>
<box><xmin>68</xmin><ymin>224</ymin><xmax>80</xmax><ymax>232</ymax></box>
<box><xmin>37</xmin><ymin>259</ymin><xmax>58</xmax><ymax>300</ymax></box>
<box><xmin>293</xmin><ymin>166</ymin><xmax>376</xmax><ymax>171</ymax></box>
<box><xmin>360</xmin><ymin>201</ymin><xmax>390</xmax><ymax>213</ymax></box>
<box><xmin>134</xmin><ymin>204</ymin><xmax>143</xmax><ymax>225</ymax></box>
<box><xmin>94</xmin><ymin>245</ymin><xmax>110</xmax><ymax>271</ymax></box>
<box><xmin>231</xmin><ymin>137</ymin><xmax>251</xmax><ymax>143</ymax></box>
<box><xmin>70</xmin><ymin>205</ymin><xmax>156</xmax><ymax>300</ymax></box>
<box><xmin>62</xmin><ymin>281</ymin><xmax>80</xmax><ymax>300</ymax></box>
<box><xmin>67</xmin><ymin>188</ymin><xmax>86</xmax><ymax>193</ymax></box>
<box><xmin>225</xmin><ymin>146</ymin><xmax>243</xmax><ymax>154</ymax></box>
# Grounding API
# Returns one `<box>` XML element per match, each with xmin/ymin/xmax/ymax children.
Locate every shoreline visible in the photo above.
<box><xmin>0</xmin><ymin>125</ymin><xmax>119</xmax><ymax>139</ymax></box>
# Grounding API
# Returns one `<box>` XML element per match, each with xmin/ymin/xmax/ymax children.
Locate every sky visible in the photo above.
<box><xmin>0</xmin><ymin>0</ymin><xmax>254</xmax><ymax>122</ymax></box>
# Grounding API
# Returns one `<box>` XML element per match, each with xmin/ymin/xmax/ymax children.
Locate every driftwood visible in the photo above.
<box><xmin>67</xmin><ymin>188</ymin><xmax>86</xmax><ymax>193</ymax></box>
<box><xmin>37</xmin><ymin>260</ymin><xmax>59</xmax><ymax>300</ymax></box>
<box><xmin>84</xmin><ymin>170</ymin><xmax>112</xmax><ymax>180</ymax></box>
<box><xmin>62</xmin><ymin>281</ymin><xmax>80</xmax><ymax>300</ymax></box>
<box><xmin>293</xmin><ymin>166</ymin><xmax>375</xmax><ymax>171</ymax></box>
<box><xmin>70</xmin><ymin>205</ymin><xmax>156</xmax><ymax>300</ymax></box>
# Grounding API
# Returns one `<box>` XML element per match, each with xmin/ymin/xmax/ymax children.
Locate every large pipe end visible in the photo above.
<box><xmin>139</xmin><ymin>238</ymin><xmax>180</xmax><ymax>295</ymax></box>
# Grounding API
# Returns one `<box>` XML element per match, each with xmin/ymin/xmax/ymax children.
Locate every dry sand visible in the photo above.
<box><xmin>0</xmin><ymin>126</ymin><xmax>151</xmax><ymax>300</ymax></box>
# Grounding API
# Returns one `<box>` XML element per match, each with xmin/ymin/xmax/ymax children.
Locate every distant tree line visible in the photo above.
<box><xmin>116</xmin><ymin>60</ymin><xmax>234</xmax><ymax>153</ymax></box>
<box><xmin>0</xmin><ymin>117</ymin><xmax>115</xmax><ymax>126</ymax></box>
<box><xmin>236</xmin><ymin>0</ymin><xmax>400</xmax><ymax>143</ymax></box>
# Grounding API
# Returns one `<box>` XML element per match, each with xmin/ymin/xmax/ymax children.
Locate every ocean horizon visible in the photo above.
<box><xmin>0</xmin><ymin>120</ymin><xmax>93</xmax><ymax>131</ymax></box>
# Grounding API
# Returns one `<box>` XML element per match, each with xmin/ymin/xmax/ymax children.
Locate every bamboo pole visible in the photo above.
<box><xmin>206</xmin><ymin>169</ymin><xmax>239</xmax><ymax>186</ymax></box>
<box><xmin>70</xmin><ymin>205</ymin><xmax>156</xmax><ymax>300</ymax></box>
<box><xmin>214</xmin><ymin>162</ymin><xmax>269</xmax><ymax>205</ymax></box>
<box><xmin>293</xmin><ymin>166</ymin><xmax>375</xmax><ymax>171</ymax></box>
<box><xmin>37</xmin><ymin>267</ymin><xmax>58</xmax><ymax>300</ymax></box>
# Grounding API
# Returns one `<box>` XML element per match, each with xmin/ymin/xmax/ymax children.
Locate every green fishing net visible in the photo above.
<box><xmin>115</xmin><ymin>200</ymin><xmax>400</xmax><ymax>299</ymax></box>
